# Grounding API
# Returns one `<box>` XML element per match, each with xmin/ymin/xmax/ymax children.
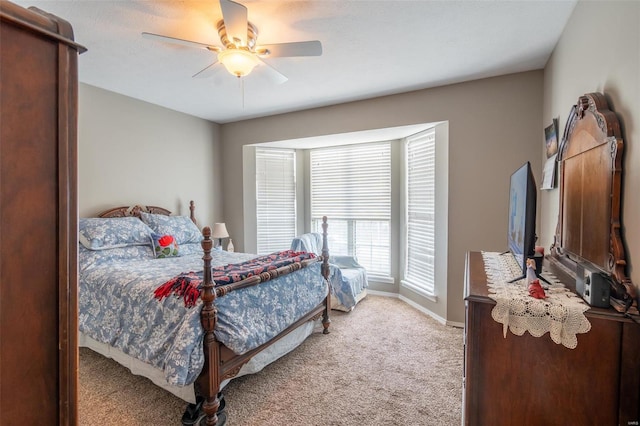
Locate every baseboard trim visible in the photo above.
<box><xmin>366</xmin><ymin>290</ymin><xmax>463</xmax><ymax>328</ymax></box>
<box><xmin>366</xmin><ymin>289</ymin><xmax>398</xmax><ymax>298</ymax></box>
<box><xmin>398</xmin><ymin>294</ymin><xmax>447</xmax><ymax>325</ymax></box>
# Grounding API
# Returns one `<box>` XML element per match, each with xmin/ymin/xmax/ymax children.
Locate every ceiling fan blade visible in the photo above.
<box><xmin>142</xmin><ymin>32</ymin><xmax>220</xmax><ymax>52</ymax></box>
<box><xmin>219</xmin><ymin>0</ymin><xmax>248</xmax><ymax>46</ymax></box>
<box><xmin>257</xmin><ymin>41</ymin><xmax>322</xmax><ymax>58</ymax></box>
<box><xmin>192</xmin><ymin>61</ymin><xmax>222</xmax><ymax>78</ymax></box>
<box><xmin>255</xmin><ymin>58</ymin><xmax>288</xmax><ymax>85</ymax></box>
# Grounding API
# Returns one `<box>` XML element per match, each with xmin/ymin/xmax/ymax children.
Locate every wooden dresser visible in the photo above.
<box><xmin>463</xmin><ymin>251</ymin><xmax>640</xmax><ymax>426</ymax></box>
<box><xmin>0</xmin><ymin>2</ymin><xmax>84</xmax><ymax>424</ymax></box>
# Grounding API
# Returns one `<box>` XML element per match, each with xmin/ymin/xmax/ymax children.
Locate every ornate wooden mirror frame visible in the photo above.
<box><xmin>549</xmin><ymin>92</ymin><xmax>637</xmax><ymax>313</ymax></box>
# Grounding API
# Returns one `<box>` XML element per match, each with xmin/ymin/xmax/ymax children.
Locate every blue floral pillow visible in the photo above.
<box><xmin>140</xmin><ymin>212</ymin><xmax>203</xmax><ymax>245</ymax></box>
<box><xmin>79</xmin><ymin>217</ymin><xmax>153</xmax><ymax>250</ymax></box>
<box><xmin>151</xmin><ymin>233</ymin><xmax>179</xmax><ymax>258</ymax></box>
<box><xmin>79</xmin><ymin>245</ymin><xmax>155</xmax><ymax>270</ymax></box>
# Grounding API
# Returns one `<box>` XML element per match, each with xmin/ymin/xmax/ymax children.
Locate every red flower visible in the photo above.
<box><xmin>158</xmin><ymin>235</ymin><xmax>174</xmax><ymax>247</ymax></box>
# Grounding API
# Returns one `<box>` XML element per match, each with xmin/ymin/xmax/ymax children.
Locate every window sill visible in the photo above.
<box><xmin>367</xmin><ymin>274</ymin><xmax>395</xmax><ymax>285</ymax></box>
<box><xmin>401</xmin><ymin>280</ymin><xmax>437</xmax><ymax>302</ymax></box>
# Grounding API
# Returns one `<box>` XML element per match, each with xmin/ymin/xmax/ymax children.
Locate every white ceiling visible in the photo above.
<box><xmin>14</xmin><ymin>0</ymin><xmax>577</xmax><ymax>124</ymax></box>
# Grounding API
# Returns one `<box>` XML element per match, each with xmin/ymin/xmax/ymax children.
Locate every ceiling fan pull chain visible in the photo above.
<box><xmin>240</xmin><ymin>77</ymin><xmax>245</xmax><ymax>109</ymax></box>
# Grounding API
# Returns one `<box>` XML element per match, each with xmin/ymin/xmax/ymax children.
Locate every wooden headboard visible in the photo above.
<box><xmin>549</xmin><ymin>93</ymin><xmax>636</xmax><ymax>312</ymax></box>
<box><xmin>97</xmin><ymin>200</ymin><xmax>197</xmax><ymax>225</ymax></box>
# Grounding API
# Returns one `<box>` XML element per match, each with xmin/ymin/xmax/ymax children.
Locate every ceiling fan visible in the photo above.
<box><xmin>142</xmin><ymin>0</ymin><xmax>322</xmax><ymax>84</ymax></box>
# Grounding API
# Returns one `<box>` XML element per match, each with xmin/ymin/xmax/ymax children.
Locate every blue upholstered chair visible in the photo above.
<box><xmin>291</xmin><ymin>233</ymin><xmax>368</xmax><ymax>311</ymax></box>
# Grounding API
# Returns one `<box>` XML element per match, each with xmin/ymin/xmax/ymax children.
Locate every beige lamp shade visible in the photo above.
<box><xmin>212</xmin><ymin>223</ymin><xmax>229</xmax><ymax>248</ymax></box>
<box><xmin>212</xmin><ymin>223</ymin><xmax>229</xmax><ymax>239</ymax></box>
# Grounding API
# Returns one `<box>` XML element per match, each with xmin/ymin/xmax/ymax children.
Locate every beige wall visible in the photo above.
<box><xmin>74</xmin><ymin>0</ymin><xmax>640</xmax><ymax>323</ymax></box>
<box><xmin>541</xmin><ymin>1</ymin><xmax>640</xmax><ymax>296</ymax></box>
<box><xmin>78</xmin><ymin>84</ymin><xmax>223</xmax><ymax>227</ymax></box>
<box><xmin>221</xmin><ymin>71</ymin><xmax>544</xmax><ymax>324</ymax></box>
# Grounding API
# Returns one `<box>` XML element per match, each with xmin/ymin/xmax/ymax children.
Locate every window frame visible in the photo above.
<box><xmin>401</xmin><ymin>128</ymin><xmax>437</xmax><ymax>298</ymax></box>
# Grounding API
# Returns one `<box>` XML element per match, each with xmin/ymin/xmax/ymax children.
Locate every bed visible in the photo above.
<box><xmin>78</xmin><ymin>201</ymin><xmax>330</xmax><ymax>425</ymax></box>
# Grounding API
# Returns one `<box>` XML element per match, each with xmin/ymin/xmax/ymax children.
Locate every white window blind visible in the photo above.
<box><xmin>311</xmin><ymin>143</ymin><xmax>391</xmax><ymax>221</ymax></box>
<box><xmin>310</xmin><ymin>142</ymin><xmax>391</xmax><ymax>276</ymax></box>
<box><xmin>256</xmin><ymin>147</ymin><xmax>296</xmax><ymax>254</ymax></box>
<box><xmin>403</xmin><ymin>129</ymin><xmax>436</xmax><ymax>295</ymax></box>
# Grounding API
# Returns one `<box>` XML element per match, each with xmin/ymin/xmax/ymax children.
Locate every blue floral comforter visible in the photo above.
<box><xmin>78</xmin><ymin>245</ymin><xmax>327</xmax><ymax>386</ymax></box>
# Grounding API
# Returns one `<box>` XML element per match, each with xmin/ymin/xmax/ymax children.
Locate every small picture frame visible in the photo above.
<box><xmin>544</xmin><ymin>118</ymin><xmax>559</xmax><ymax>159</ymax></box>
<box><xmin>541</xmin><ymin>119</ymin><xmax>559</xmax><ymax>190</ymax></box>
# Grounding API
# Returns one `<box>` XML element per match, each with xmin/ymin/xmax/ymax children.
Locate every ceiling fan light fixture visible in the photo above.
<box><xmin>218</xmin><ymin>48</ymin><xmax>259</xmax><ymax>77</ymax></box>
<box><xmin>144</xmin><ymin>0</ymin><xmax>322</xmax><ymax>83</ymax></box>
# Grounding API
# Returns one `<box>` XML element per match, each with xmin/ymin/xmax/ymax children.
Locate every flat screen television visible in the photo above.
<box><xmin>507</xmin><ymin>161</ymin><xmax>537</xmax><ymax>280</ymax></box>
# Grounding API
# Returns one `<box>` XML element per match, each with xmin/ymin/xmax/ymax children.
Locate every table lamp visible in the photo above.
<box><xmin>212</xmin><ymin>223</ymin><xmax>229</xmax><ymax>249</ymax></box>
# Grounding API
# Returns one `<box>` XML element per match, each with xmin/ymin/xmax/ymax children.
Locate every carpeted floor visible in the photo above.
<box><xmin>79</xmin><ymin>296</ymin><xmax>464</xmax><ymax>425</ymax></box>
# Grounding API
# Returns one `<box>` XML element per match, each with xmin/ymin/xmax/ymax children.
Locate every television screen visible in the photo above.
<box><xmin>507</xmin><ymin>161</ymin><xmax>537</xmax><ymax>276</ymax></box>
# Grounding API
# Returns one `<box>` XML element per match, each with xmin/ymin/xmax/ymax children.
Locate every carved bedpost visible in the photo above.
<box><xmin>321</xmin><ymin>216</ymin><xmax>331</xmax><ymax>334</ymax></box>
<box><xmin>200</xmin><ymin>227</ymin><xmax>221</xmax><ymax>425</ymax></box>
<box><xmin>189</xmin><ymin>200</ymin><xmax>197</xmax><ymax>225</ymax></box>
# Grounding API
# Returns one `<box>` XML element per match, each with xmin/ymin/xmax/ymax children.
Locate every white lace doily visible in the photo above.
<box><xmin>481</xmin><ymin>251</ymin><xmax>591</xmax><ymax>349</ymax></box>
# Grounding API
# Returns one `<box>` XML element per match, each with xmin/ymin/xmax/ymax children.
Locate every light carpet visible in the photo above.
<box><xmin>79</xmin><ymin>296</ymin><xmax>464</xmax><ymax>425</ymax></box>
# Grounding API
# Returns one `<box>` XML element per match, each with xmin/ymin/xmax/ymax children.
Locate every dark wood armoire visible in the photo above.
<box><xmin>0</xmin><ymin>2</ymin><xmax>84</xmax><ymax>424</ymax></box>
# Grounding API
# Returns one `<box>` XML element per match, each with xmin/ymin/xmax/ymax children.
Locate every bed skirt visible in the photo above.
<box><xmin>79</xmin><ymin>318</ymin><xmax>319</xmax><ymax>404</ymax></box>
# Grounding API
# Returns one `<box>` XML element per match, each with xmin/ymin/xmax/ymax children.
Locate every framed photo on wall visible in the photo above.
<box><xmin>545</xmin><ymin>118</ymin><xmax>559</xmax><ymax>158</ymax></box>
<box><xmin>541</xmin><ymin>118</ymin><xmax>559</xmax><ymax>190</ymax></box>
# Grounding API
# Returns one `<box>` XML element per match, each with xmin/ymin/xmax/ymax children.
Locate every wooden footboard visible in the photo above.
<box><xmin>197</xmin><ymin>217</ymin><xmax>331</xmax><ymax>425</ymax></box>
